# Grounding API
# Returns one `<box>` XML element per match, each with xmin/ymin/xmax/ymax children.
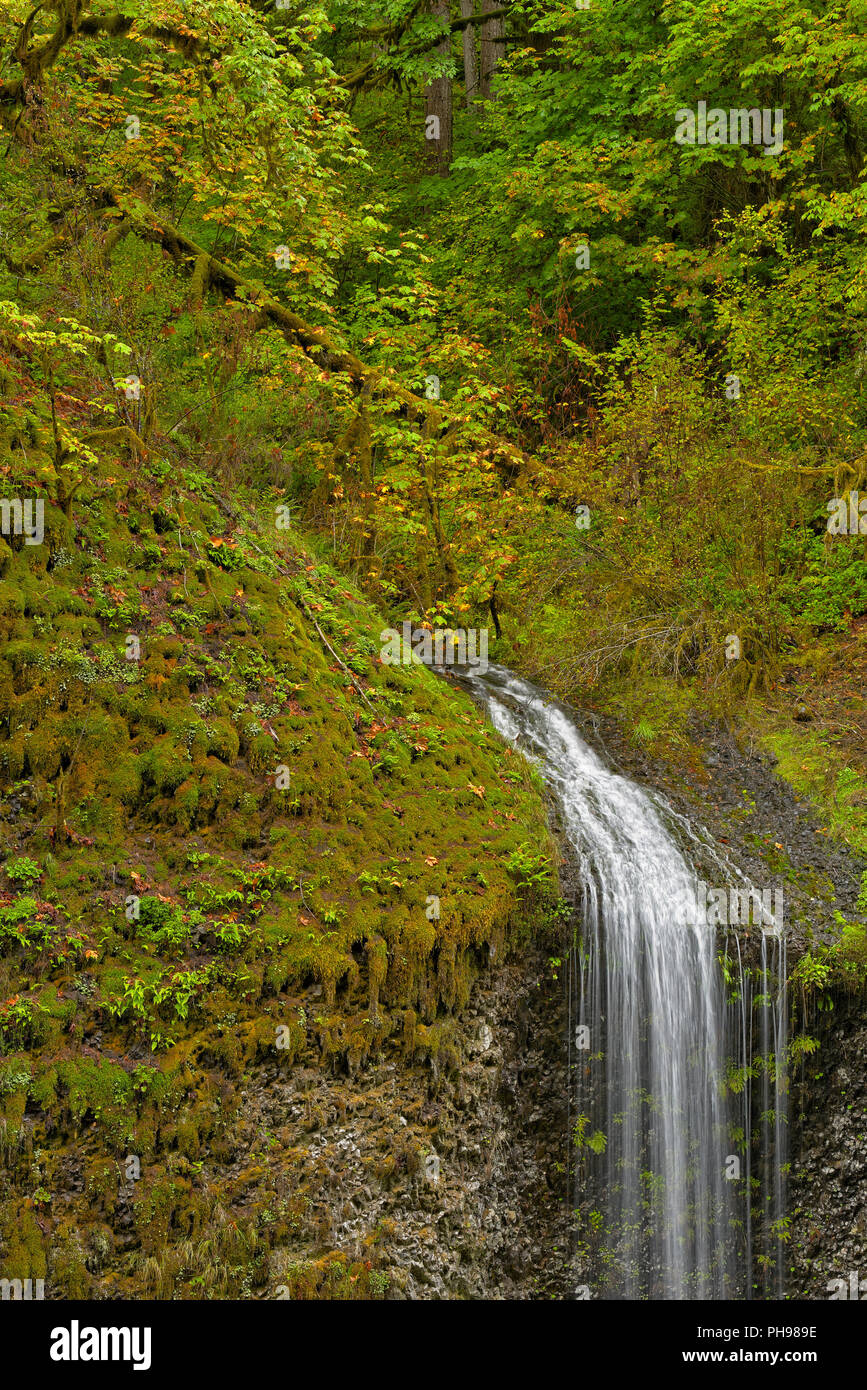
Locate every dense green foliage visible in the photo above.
<box><xmin>2</xmin><ymin>1</ymin><xmax>866</xmax><ymax>688</ymax></box>
<box><xmin>0</xmin><ymin>0</ymin><xmax>865</xmax><ymax>1300</ymax></box>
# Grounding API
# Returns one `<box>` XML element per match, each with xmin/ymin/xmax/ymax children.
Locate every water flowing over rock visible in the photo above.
<box><xmin>464</xmin><ymin>665</ymin><xmax>788</xmax><ymax>1300</ymax></box>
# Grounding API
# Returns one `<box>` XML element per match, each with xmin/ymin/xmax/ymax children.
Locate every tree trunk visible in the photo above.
<box><xmin>480</xmin><ymin>0</ymin><xmax>505</xmax><ymax>98</ymax></box>
<box><xmin>460</xmin><ymin>0</ymin><xmax>479</xmax><ymax>106</ymax></box>
<box><xmin>424</xmin><ymin>0</ymin><xmax>452</xmax><ymax>176</ymax></box>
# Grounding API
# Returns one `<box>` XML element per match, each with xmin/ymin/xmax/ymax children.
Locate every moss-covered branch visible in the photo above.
<box><xmin>0</xmin><ymin>232</ymin><xmax>67</xmax><ymax>274</ymax></box>
<box><xmin>0</xmin><ymin>2</ymin><xmax>209</xmax><ymax>107</ymax></box>
<box><xmin>117</xmin><ymin>203</ymin><xmax>450</xmax><ymax>432</ymax></box>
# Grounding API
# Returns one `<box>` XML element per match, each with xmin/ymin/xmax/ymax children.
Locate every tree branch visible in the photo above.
<box><xmin>0</xmin><ymin>6</ymin><xmax>209</xmax><ymax>106</ymax></box>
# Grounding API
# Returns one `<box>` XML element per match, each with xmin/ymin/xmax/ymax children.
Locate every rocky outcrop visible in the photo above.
<box><xmin>242</xmin><ymin>942</ymin><xmax>571</xmax><ymax>1299</ymax></box>
<box><xmin>788</xmin><ymin>993</ymin><xmax>867</xmax><ymax>1299</ymax></box>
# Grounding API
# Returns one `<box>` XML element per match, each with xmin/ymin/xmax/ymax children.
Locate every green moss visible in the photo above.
<box><xmin>0</xmin><ymin>1206</ymin><xmax>48</xmax><ymax>1282</ymax></box>
<box><xmin>759</xmin><ymin>723</ymin><xmax>867</xmax><ymax>858</ymax></box>
<box><xmin>0</xmin><ymin>451</ymin><xmax>556</xmax><ymax>1299</ymax></box>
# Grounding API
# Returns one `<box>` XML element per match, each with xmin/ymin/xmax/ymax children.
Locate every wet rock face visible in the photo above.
<box><xmin>240</xmin><ymin>947</ymin><xmax>571</xmax><ymax>1300</ymax></box>
<box><xmin>580</xmin><ymin>709</ymin><xmax>864</xmax><ymax>955</ymax></box>
<box><xmin>788</xmin><ymin>997</ymin><xmax>867</xmax><ymax>1299</ymax></box>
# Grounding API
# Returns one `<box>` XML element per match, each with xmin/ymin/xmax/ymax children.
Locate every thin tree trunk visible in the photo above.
<box><xmin>460</xmin><ymin>0</ymin><xmax>479</xmax><ymax>106</ymax></box>
<box><xmin>424</xmin><ymin>0</ymin><xmax>452</xmax><ymax>176</ymax></box>
<box><xmin>480</xmin><ymin>0</ymin><xmax>505</xmax><ymax>98</ymax></box>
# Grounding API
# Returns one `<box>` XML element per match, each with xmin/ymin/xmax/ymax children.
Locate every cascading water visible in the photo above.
<box><xmin>461</xmin><ymin>665</ymin><xmax>787</xmax><ymax>1301</ymax></box>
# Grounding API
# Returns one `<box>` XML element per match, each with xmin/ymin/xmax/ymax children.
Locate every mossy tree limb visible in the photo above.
<box><xmin>0</xmin><ymin>3</ymin><xmax>210</xmax><ymax>107</ymax></box>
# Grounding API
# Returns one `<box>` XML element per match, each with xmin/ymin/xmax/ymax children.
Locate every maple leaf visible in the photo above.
<box><xmin>467</xmin><ymin>783</ymin><xmax>486</xmax><ymax>799</ymax></box>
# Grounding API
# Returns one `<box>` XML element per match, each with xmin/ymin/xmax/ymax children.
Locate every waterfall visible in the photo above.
<box><xmin>462</xmin><ymin>665</ymin><xmax>788</xmax><ymax>1301</ymax></box>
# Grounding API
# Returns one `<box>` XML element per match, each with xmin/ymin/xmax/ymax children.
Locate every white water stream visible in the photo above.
<box><xmin>463</xmin><ymin>665</ymin><xmax>787</xmax><ymax>1300</ymax></box>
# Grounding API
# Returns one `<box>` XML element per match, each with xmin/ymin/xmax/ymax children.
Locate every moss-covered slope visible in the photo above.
<box><xmin>0</xmin><ymin>381</ymin><xmax>557</xmax><ymax>1298</ymax></box>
